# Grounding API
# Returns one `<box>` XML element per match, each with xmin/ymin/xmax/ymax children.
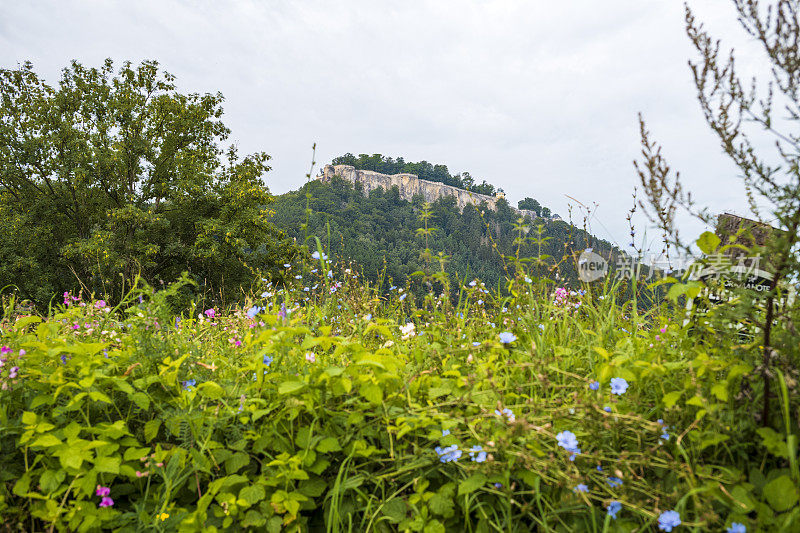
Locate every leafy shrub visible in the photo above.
<box><xmin>1</xmin><ymin>253</ymin><xmax>797</xmax><ymax>531</ymax></box>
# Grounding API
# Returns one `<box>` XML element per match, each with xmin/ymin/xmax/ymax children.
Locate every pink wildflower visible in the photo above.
<box><xmin>204</xmin><ymin>309</ymin><xmax>216</xmax><ymax>318</ymax></box>
<box><xmin>99</xmin><ymin>497</ymin><xmax>114</xmax><ymax>507</ymax></box>
<box><xmin>96</xmin><ymin>485</ymin><xmax>111</xmax><ymax>497</ymax></box>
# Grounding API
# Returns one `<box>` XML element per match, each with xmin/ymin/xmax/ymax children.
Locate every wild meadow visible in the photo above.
<box><xmin>1</xmin><ymin>238</ymin><xmax>797</xmax><ymax>532</ymax></box>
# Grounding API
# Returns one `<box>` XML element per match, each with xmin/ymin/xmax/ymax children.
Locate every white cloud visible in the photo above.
<box><xmin>0</xmin><ymin>0</ymin><xmax>775</xmax><ymax>249</ymax></box>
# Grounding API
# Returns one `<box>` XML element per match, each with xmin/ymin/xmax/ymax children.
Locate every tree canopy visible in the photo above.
<box><xmin>271</xmin><ymin>176</ymin><xmax>617</xmax><ymax>290</ymax></box>
<box><xmin>0</xmin><ymin>59</ymin><xmax>290</xmax><ymax>305</ymax></box>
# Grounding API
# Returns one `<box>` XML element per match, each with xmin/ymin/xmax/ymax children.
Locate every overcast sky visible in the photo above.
<box><xmin>1</xmin><ymin>1</ymin><xmax>768</xmax><ymax>251</ymax></box>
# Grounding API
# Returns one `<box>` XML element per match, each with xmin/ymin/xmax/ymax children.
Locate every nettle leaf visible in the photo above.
<box><xmin>40</xmin><ymin>469</ymin><xmax>66</xmax><ymax>494</ymax></box>
<box><xmin>428</xmin><ymin>492</ymin><xmax>455</xmax><ymax>517</ymax></box>
<box><xmin>360</xmin><ymin>383</ymin><xmax>383</xmax><ymax>405</ymax></box>
<box><xmin>458</xmin><ymin>473</ymin><xmax>487</xmax><ymax>496</ymax></box>
<box><xmin>198</xmin><ymin>381</ymin><xmax>225</xmax><ymax>399</ymax></box>
<box><xmin>238</xmin><ymin>484</ymin><xmax>266</xmax><ymax>506</ymax></box>
<box><xmin>381</xmin><ymin>498</ymin><xmax>407</xmax><ymax>523</ymax></box>
<box><xmin>757</xmin><ymin>428</ymin><xmax>789</xmax><ymax>459</ymax></box>
<box><xmin>131</xmin><ymin>392</ymin><xmax>150</xmax><ymax>410</ymax></box>
<box><xmin>662</xmin><ymin>391</ymin><xmax>683</xmax><ymax>408</ymax></box>
<box><xmin>696</xmin><ymin>231</ymin><xmax>721</xmax><ymax>254</ymax></box>
<box><xmin>316</xmin><ymin>437</ymin><xmax>342</xmax><ymax>453</ymax></box>
<box><xmin>242</xmin><ymin>510</ymin><xmax>266</xmax><ymax>527</ymax></box>
<box><xmin>763</xmin><ymin>475</ymin><xmax>798</xmax><ymax>512</ymax></box>
<box><xmin>94</xmin><ymin>456</ymin><xmax>121</xmax><ymax>474</ymax></box>
<box><xmin>278</xmin><ymin>380</ymin><xmax>306</xmax><ymax>395</ymax></box>
<box><xmin>225</xmin><ymin>452</ymin><xmax>250</xmax><ymax>474</ymax></box>
<box><xmin>31</xmin><ymin>434</ymin><xmax>62</xmax><ymax>448</ymax></box>
<box><xmin>144</xmin><ymin>420</ymin><xmax>162</xmax><ymax>443</ymax></box>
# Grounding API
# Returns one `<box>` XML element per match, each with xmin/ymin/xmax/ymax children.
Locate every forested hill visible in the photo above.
<box><xmin>271</xmin><ymin>174</ymin><xmax>618</xmax><ymax>289</ymax></box>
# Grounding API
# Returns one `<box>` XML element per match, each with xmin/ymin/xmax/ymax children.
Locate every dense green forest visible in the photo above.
<box><xmin>271</xmin><ymin>175</ymin><xmax>617</xmax><ymax>290</ymax></box>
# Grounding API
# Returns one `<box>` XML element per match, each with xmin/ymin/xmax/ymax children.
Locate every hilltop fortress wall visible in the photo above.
<box><xmin>319</xmin><ymin>164</ymin><xmax>552</xmax><ymax>221</ymax></box>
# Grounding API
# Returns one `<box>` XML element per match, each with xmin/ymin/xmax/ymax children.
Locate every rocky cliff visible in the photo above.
<box><xmin>319</xmin><ymin>164</ymin><xmax>555</xmax><ymax>221</ymax></box>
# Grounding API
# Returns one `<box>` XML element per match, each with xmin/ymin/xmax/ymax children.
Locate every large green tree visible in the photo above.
<box><xmin>0</xmin><ymin>59</ymin><xmax>289</xmax><ymax>305</ymax></box>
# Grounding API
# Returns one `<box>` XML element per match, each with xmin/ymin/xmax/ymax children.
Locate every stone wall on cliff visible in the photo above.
<box><xmin>319</xmin><ymin>164</ymin><xmax>549</xmax><ymax>221</ymax></box>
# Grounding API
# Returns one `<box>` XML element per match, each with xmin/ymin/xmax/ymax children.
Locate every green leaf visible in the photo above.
<box><xmin>427</xmin><ymin>387</ymin><xmax>450</xmax><ymax>399</ymax></box>
<box><xmin>757</xmin><ymin>427</ymin><xmax>789</xmax><ymax>459</ymax></box>
<box><xmin>94</xmin><ymin>456</ymin><xmax>121</xmax><ymax>474</ymax></box>
<box><xmin>662</xmin><ymin>391</ymin><xmax>683</xmax><ymax>408</ymax></box>
<box><xmin>697</xmin><ymin>231</ymin><xmax>721</xmax><ymax>254</ymax></box>
<box><xmin>266</xmin><ymin>516</ymin><xmax>283</xmax><ymax>533</ymax></box>
<box><xmin>131</xmin><ymin>392</ymin><xmax>150</xmax><ymax>410</ymax></box>
<box><xmin>198</xmin><ymin>381</ymin><xmax>225</xmax><ymax>399</ymax></box>
<box><xmin>15</xmin><ymin>316</ymin><xmax>42</xmax><ymax>329</ymax></box>
<box><xmin>698</xmin><ymin>433</ymin><xmax>729</xmax><ymax>451</ymax></box>
<box><xmin>278</xmin><ymin>380</ymin><xmax>306</xmax><ymax>395</ymax></box>
<box><xmin>316</xmin><ymin>437</ymin><xmax>342</xmax><ymax>453</ymax></box>
<box><xmin>225</xmin><ymin>452</ymin><xmax>250</xmax><ymax>474</ymax></box>
<box><xmin>360</xmin><ymin>383</ymin><xmax>383</xmax><ymax>405</ymax></box>
<box><xmin>729</xmin><ymin>485</ymin><xmax>757</xmax><ymax>512</ymax></box>
<box><xmin>763</xmin><ymin>475</ymin><xmax>798</xmax><ymax>512</ymax></box>
<box><xmin>58</xmin><ymin>446</ymin><xmax>87</xmax><ymax>470</ymax></box>
<box><xmin>458</xmin><ymin>473</ymin><xmax>487</xmax><ymax>496</ymax></box>
<box><xmin>239</xmin><ymin>484</ymin><xmax>266</xmax><ymax>506</ymax></box>
<box><xmin>13</xmin><ymin>473</ymin><xmax>31</xmax><ymax>496</ymax></box>
<box><xmin>88</xmin><ymin>391</ymin><xmax>113</xmax><ymax>404</ymax></box>
<box><xmin>429</xmin><ymin>493</ymin><xmax>455</xmax><ymax>517</ymax></box>
<box><xmin>686</xmin><ymin>395</ymin><xmax>705</xmax><ymax>407</ymax></box>
<box><xmin>21</xmin><ymin>412</ymin><xmax>37</xmax><ymax>426</ymax></box>
<box><xmin>382</xmin><ymin>499</ymin><xmax>407</xmax><ymax>523</ymax></box>
<box><xmin>31</xmin><ymin>434</ymin><xmax>62</xmax><ymax>448</ymax></box>
<box><xmin>124</xmin><ymin>447</ymin><xmax>151</xmax><ymax>462</ymax></box>
<box><xmin>144</xmin><ymin>419</ymin><xmax>161</xmax><ymax>443</ymax></box>
<box><xmin>242</xmin><ymin>510</ymin><xmax>266</xmax><ymax>527</ymax></box>
<box><xmin>710</xmin><ymin>384</ymin><xmax>729</xmax><ymax>401</ymax></box>
<box><xmin>424</xmin><ymin>519</ymin><xmax>446</xmax><ymax>533</ymax></box>
<box><xmin>40</xmin><ymin>469</ymin><xmax>66</xmax><ymax>494</ymax></box>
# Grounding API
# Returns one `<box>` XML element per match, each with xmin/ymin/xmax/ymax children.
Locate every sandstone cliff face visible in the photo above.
<box><xmin>320</xmin><ymin>164</ymin><xmax>549</xmax><ymax>220</ymax></box>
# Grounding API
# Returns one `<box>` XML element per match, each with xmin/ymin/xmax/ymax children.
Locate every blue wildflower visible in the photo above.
<box><xmin>247</xmin><ymin>305</ymin><xmax>262</xmax><ymax>319</ymax></box>
<box><xmin>589</xmin><ymin>380</ymin><xmax>599</xmax><ymax>390</ymax></box>
<box><xmin>727</xmin><ymin>523</ymin><xmax>746</xmax><ymax>533</ymax></box>
<box><xmin>469</xmin><ymin>445</ymin><xmax>487</xmax><ymax>463</ymax></box>
<box><xmin>182</xmin><ymin>379</ymin><xmax>196</xmax><ymax>391</ymax></box>
<box><xmin>493</xmin><ymin>482</ymin><xmax>502</xmax><ymax>489</ymax></box>
<box><xmin>498</xmin><ymin>332</ymin><xmax>517</xmax><ymax>344</ymax></box>
<box><xmin>61</xmin><ymin>354</ymin><xmax>68</xmax><ymax>365</ymax></box>
<box><xmin>442</xmin><ymin>429</ymin><xmax>450</xmax><ymax>436</ymax></box>
<box><xmin>434</xmin><ymin>445</ymin><xmax>462</xmax><ymax>463</ymax></box>
<box><xmin>311</xmin><ymin>251</ymin><xmax>328</xmax><ymax>261</ymax></box>
<box><xmin>472</xmin><ymin>341</ymin><xmax>481</xmax><ymax>347</ymax></box>
<box><xmin>658</xmin><ymin>510</ymin><xmax>681</xmax><ymax>531</ymax></box>
<box><xmin>556</xmin><ymin>431</ymin><xmax>580</xmax><ymax>459</ymax></box>
<box><xmin>263</xmin><ymin>355</ymin><xmax>273</xmax><ymax>367</ymax></box>
<box><xmin>607</xmin><ymin>500</ymin><xmax>621</xmax><ymax>519</ymax></box>
<box><xmin>495</xmin><ymin>408</ymin><xmax>515</xmax><ymax>423</ymax></box>
<box><xmin>399</xmin><ymin>293</ymin><xmax>407</xmax><ymax>301</ymax></box>
<box><xmin>610</xmin><ymin>377</ymin><xmax>629</xmax><ymax>395</ymax></box>
<box><xmin>607</xmin><ymin>477</ymin><xmax>623</xmax><ymax>488</ymax></box>
<box><xmin>573</xmin><ymin>484</ymin><xmax>588</xmax><ymax>493</ymax></box>
<box><xmin>604</xmin><ymin>406</ymin><xmax>612</xmax><ymax>413</ymax></box>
